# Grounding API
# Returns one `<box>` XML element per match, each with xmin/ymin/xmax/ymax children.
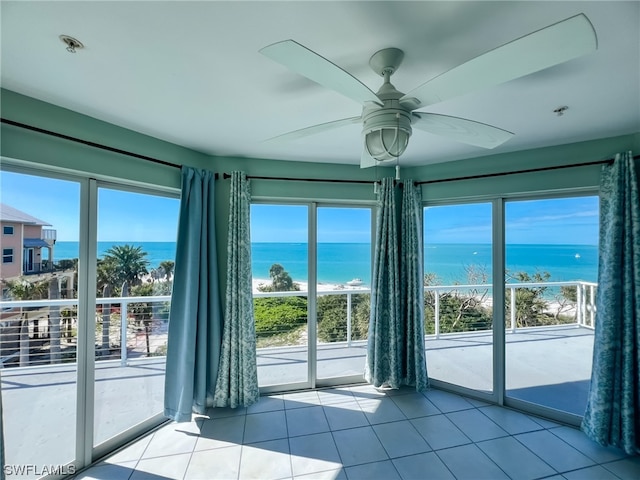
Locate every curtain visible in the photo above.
<box><xmin>213</xmin><ymin>171</ymin><xmax>259</xmax><ymax>408</ymax></box>
<box><xmin>400</xmin><ymin>180</ymin><xmax>429</xmax><ymax>390</ymax></box>
<box><xmin>365</xmin><ymin>177</ymin><xmax>402</xmax><ymax>388</ymax></box>
<box><xmin>164</xmin><ymin>167</ymin><xmax>223</xmax><ymax>422</ymax></box>
<box><xmin>582</xmin><ymin>151</ymin><xmax>639</xmax><ymax>455</ymax></box>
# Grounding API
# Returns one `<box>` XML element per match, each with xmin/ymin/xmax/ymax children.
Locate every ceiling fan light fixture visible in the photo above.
<box><xmin>365</xmin><ymin>127</ymin><xmax>410</xmax><ymax>161</ymax></box>
<box><xmin>363</xmin><ymin>109</ymin><xmax>412</xmax><ymax>161</ymax></box>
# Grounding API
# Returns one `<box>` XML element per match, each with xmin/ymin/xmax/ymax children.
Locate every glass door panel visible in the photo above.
<box><xmin>316</xmin><ymin>207</ymin><xmax>371</xmax><ymax>382</ymax></box>
<box><xmin>423</xmin><ymin>203</ymin><xmax>493</xmax><ymax>393</ymax></box>
<box><xmin>505</xmin><ymin>196</ymin><xmax>599</xmax><ymax>415</ymax></box>
<box><xmin>0</xmin><ymin>171</ymin><xmax>80</xmax><ymax>479</ymax></box>
<box><xmin>251</xmin><ymin>204</ymin><xmax>309</xmax><ymax>387</ymax></box>
<box><xmin>94</xmin><ymin>187</ymin><xmax>178</xmax><ymax>446</ymax></box>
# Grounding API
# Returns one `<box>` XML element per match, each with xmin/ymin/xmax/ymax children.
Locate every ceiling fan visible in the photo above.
<box><xmin>260</xmin><ymin>14</ymin><xmax>597</xmax><ymax>168</ymax></box>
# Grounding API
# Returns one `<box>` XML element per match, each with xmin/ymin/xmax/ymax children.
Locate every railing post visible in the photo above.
<box><xmin>510</xmin><ymin>286</ymin><xmax>516</xmax><ymax>333</ymax></box>
<box><xmin>434</xmin><ymin>291</ymin><xmax>440</xmax><ymax>339</ymax></box>
<box><xmin>120</xmin><ymin>299</ymin><xmax>128</xmax><ymax>366</ymax></box>
<box><xmin>576</xmin><ymin>284</ymin><xmax>583</xmax><ymax>327</ymax></box>
<box><xmin>346</xmin><ymin>292</ymin><xmax>352</xmax><ymax>347</ymax></box>
<box><xmin>589</xmin><ymin>284</ymin><xmax>595</xmax><ymax>327</ymax></box>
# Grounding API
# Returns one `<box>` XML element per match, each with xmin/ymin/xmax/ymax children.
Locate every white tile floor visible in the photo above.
<box><xmin>74</xmin><ymin>385</ymin><xmax>640</xmax><ymax>480</ymax></box>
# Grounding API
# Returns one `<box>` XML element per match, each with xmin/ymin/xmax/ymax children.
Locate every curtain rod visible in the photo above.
<box><xmin>1</xmin><ymin>118</ymin><xmax>183</xmax><ymax>170</ymax></box>
<box><xmin>416</xmin><ymin>155</ymin><xmax>638</xmax><ymax>186</ymax></box>
<box><xmin>222</xmin><ymin>172</ymin><xmax>375</xmax><ymax>185</ymax></box>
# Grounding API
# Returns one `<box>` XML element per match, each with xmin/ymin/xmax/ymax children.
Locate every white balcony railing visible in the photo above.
<box><xmin>0</xmin><ymin>281</ymin><xmax>597</xmax><ymax>368</ymax></box>
<box><xmin>41</xmin><ymin>228</ymin><xmax>57</xmax><ymax>243</ymax></box>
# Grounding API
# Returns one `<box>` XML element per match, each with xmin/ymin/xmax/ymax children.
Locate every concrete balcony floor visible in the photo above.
<box><xmin>1</xmin><ymin>325</ymin><xmax>594</xmax><ymax>478</ymax></box>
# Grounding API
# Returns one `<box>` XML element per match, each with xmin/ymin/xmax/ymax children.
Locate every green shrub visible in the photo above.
<box><xmin>253</xmin><ymin>296</ymin><xmax>307</xmax><ymax>337</ymax></box>
<box><xmin>317</xmin><ymin>293</ymin><xmax>370</xmax><ymax>343</ymax></box>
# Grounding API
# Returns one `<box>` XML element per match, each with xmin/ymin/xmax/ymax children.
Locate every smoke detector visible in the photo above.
<box><xmin>59</xmin><ymin>35</ymin><xmax>84</xmax><ymax>53</ymax></box>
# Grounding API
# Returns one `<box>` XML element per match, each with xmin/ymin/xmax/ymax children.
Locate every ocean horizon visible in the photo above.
<box><xmin>53</xmin><ymin>241</ymin><xmax>598</xmax><ymax>285</ymax></box>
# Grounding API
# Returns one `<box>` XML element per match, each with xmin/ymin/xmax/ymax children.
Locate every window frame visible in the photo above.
<box><xmin>2</xmin><ymin>247</ymin><xmax>14</xmax><ymax>263</ymax></box>
<box><xmin>3</xmin><ymin>225</ymin><xmax>14</xmax><ymax>235</ymax></box>
<box><xmin>422</xmin><ymin>188</ymin><xmax>600</xmax><ymax>426</ymax></box>
<box><xmin>0</xmin><ymin>159</ymin><xmax>181</xmax><ymax>474</ymax></box>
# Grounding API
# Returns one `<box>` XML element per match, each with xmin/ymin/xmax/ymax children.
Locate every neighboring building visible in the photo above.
<box><xmin>0</xmin><ymin>203</ymin><xmax>57</xmax><ymax>280</ymax></box>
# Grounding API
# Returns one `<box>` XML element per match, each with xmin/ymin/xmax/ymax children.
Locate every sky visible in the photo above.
<box><xmin>1</xmin><ymin>171</ymin><xmax>599</xmax><ymax>245</ymax></box>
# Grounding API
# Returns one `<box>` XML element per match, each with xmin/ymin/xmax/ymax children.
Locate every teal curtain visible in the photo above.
<box><xmin>401</xmin><ymin>180</ymin><xmax>429</xmax><ymax>390</ymax></box>
<box><xmin>213</xmin><ymin>172</ymin><xmax>259</xmax><ymax>408</ymax></box>
<box><xmin>365</xmin><ymin>178</ymin><xmax>402</xmax><ymax>388</ymax></box>
<box><xmin>164</xmin><ymin>167</ymin><xmax>222</xmax><ymax>422</ymax></box>
<box><xmin>582</xmin><ymin>151</ymin><xmax>639</xmax><ymax>455</ymax></box>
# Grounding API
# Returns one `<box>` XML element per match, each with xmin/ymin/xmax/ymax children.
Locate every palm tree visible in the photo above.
<box><xmin>4</xmin><ymin>278</ymin><xmax>48</xmax><ymax>366</ymax></box>
<box><xmin>102</xmin><ymin>245</ymin><xmax>150</xmax><ymax>288</ymax></box>
<box><xmin>159</xmin><ymin>260</ymin><xmax>175</xmax><ymax>281</ymax></box>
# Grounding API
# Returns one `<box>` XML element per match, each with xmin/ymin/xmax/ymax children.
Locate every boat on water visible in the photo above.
<box><xmin>575</xmin><ymin>253</ymin><xmax>581</xmax><ymax>259</ymax></box>
<box><xmin>346</xmin><ymin>278</ymin><xmax>364</xmax><ymax>286</ymax></box>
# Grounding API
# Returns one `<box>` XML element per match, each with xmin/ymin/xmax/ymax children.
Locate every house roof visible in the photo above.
<box><xmin>0</xmin><ymin>203</ymin><xmax>51</xmax><ymax>226</ymax></box>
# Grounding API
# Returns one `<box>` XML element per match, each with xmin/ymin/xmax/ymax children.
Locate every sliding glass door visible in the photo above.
<box><xmin>251</xmin><ymin>203</ymin><xmax>374</xmax><ymax>390</ymax></box>
<box><xmin>316</xmin><ymin>206</ymin><xmax>372</xmax><ymax>384</ymax></box>
<box><xmin>251</xmin><ymin>204</ymin><xmax>310</xmax><ymax>388</ymax></box>
<box><xmin>423</xmin><ymin>203</ymin><xmax>494</xmax><ymax>395</ymax></box>
<box><xmin>1</xmin><ymin>170</ymin><xmax>81</xmax><ymax>479</ymax></box>
<box><xmin>94</xmin><ymin>186</ymin><xmax>179</xmax><ymax>448</ymax></box>
<box><xmin>504</xmin><ymin>196</ymin><xmax>599</xmax><ymax>417</ymax></box>
<box><xmin>0</xmin><ymin>167</ymin><xmax>180</xmax><ymax>476</ymax></box>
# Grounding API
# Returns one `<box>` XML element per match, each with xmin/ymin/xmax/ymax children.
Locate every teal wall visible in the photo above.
<box><xmin>2</xmin><ymin>88</ymin><xmax>639</xmax><ymax>295</ymax></box>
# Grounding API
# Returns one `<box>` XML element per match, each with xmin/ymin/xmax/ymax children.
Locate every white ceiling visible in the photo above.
<box><xmin>1</xmin><ymin>1</ymin><xmax>639</xmax><ymax>167</ymax></box>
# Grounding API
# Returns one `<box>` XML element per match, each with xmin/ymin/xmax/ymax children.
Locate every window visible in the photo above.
<box><xmin>423</xmin><ymin>203</ymin><xmax>494</xmax><ymax>394</ymax></box>
<box><xmin>251</xmin><ymin>203</ymin><xmax>309</xmax><ymax>388</ymax></box>
<box><xmin>94</xmin><ymin>186</ymin><xmax>179</xmax><ymax>447</ymax></box>
<box><xmin>2</xmin><ymin>248</ymin><xmax>13</xmax><ymax>263</ymax></box>
<box><xmin>504</xmin><ymin>195</ymin><xmax>599</xmax><ymax>416</ymax></box>
<box><xmin>3</xmin><ymin>225</ymin><xmax>14</xmax><ymax>235</ymax></box>
<box><xmin>0</xmin><ymin>167</ymin><xmax>180</xmax><ymax>474</ymax></box>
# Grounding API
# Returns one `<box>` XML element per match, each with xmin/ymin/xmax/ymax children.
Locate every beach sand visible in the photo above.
<box><xmin>252</xmin><ymin>278</ymin><xmax>369</xmax><ymax>294</ymax></box>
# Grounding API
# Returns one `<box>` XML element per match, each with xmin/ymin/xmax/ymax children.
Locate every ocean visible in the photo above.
<box><xmin>54</xmin><ymin>241</ymin><xmax>598</xmax><ymax>285</ymax></box>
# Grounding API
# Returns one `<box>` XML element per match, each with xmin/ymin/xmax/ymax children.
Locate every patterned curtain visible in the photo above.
<box><xmin>401</xmin><ymin>180</ymin><xmax>429</xmax><ymax>390</ymax></box>
<box><xmin>164</xmin><ymin>167</ymin><xmax>223</xmax><ymax>422</ymax></box>
<box><xmin>582</xmin><ymin>151</ymin><xmax>639</xmax><ymax>455</ymax></box>
<box><xmin>213</xmin><ymin>171</ymin><xmax>259</xmax><ymax>408</ymax></box>
<box><xmin>365</xmin><ymin>177</ymin><xmax>402</xmax><ymax>388</ymax></box>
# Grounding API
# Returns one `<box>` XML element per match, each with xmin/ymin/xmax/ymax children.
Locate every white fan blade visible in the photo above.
<box><xmin>401</xmin><ymin>14</ymin><xmax>597</xmax><ymax>109</ymax></box>
<box><xmin>261</xmin><ymin>40</ymin><xmax>382</xmax><ymax>106</ymax></box>
<box><xmin>412</xmin><ymin>113</ymin><xmax>513</xmax><ymax>149</ymax></box>
<box><xmin>264</xmin><ymin>116</ymin><xmax>361</xmax><ymax>143</ymax></box>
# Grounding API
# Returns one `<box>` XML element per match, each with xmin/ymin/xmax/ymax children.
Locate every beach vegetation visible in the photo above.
<box><xmin>257</xmin><ymin>263</ymin><xmax>300</xmax><ymax>292</ymax></box>
<box><xmin>423</xmin><ymin>268</ymin><xmax>492</xmax><ymax>334</ymax></box>
<box><xmin>317</xmin><ymin>293</ymin><xmax>369</xmax><ymax>342</ymax></box>
<box><xmin>101</xmin><ymin>244</ymin><xmax>150</xmax><ymax>289</ymax></box>
<box><xmin>253</xmin><ymin>296</ymin><xmax>307</xmax><ymax>338</ymax></box>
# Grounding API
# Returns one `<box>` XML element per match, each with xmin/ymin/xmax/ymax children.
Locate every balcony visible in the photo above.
<box><xmin>41</xmin><ymin>228</ymin><xmax>57</xmax><ymax>244</ymax></box>
<box><xmin>0</xmin><ymin>282</ymin><xmax>596</xmax><ymax>476</ymax></box>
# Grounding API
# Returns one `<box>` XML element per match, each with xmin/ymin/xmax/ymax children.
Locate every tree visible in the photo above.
<box><xmin>101</xmin><ymin>245</ymin><xmax>150</xmax><ymax>289</ymax></box>
<box><xmin>257</xmin><ymin>263</ymin><xmax>300</xmax><ymax>292</ymax></box>
<box><xmin>159</xmin><ymin>260</ymin><xmax>175</xmax><ymax>281</ymax></box>
<box><xmin>423</xmin><ymin>267</ymin><xmax>492</xmax><ymax>334</ymax></box>
<box><xmin>48</xmin><ymin>278</ymin><xmax>61</xmax><ymax>364</ymax></box>
<box><xmin>4</xmin><ymin>278</ymin><xmax>49</xmax><ymax>366</ymax></box>
<box><xmin>505</xmin><ymin>271</ymin><xmax>552</xmax><ymax>327</ymax></box>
